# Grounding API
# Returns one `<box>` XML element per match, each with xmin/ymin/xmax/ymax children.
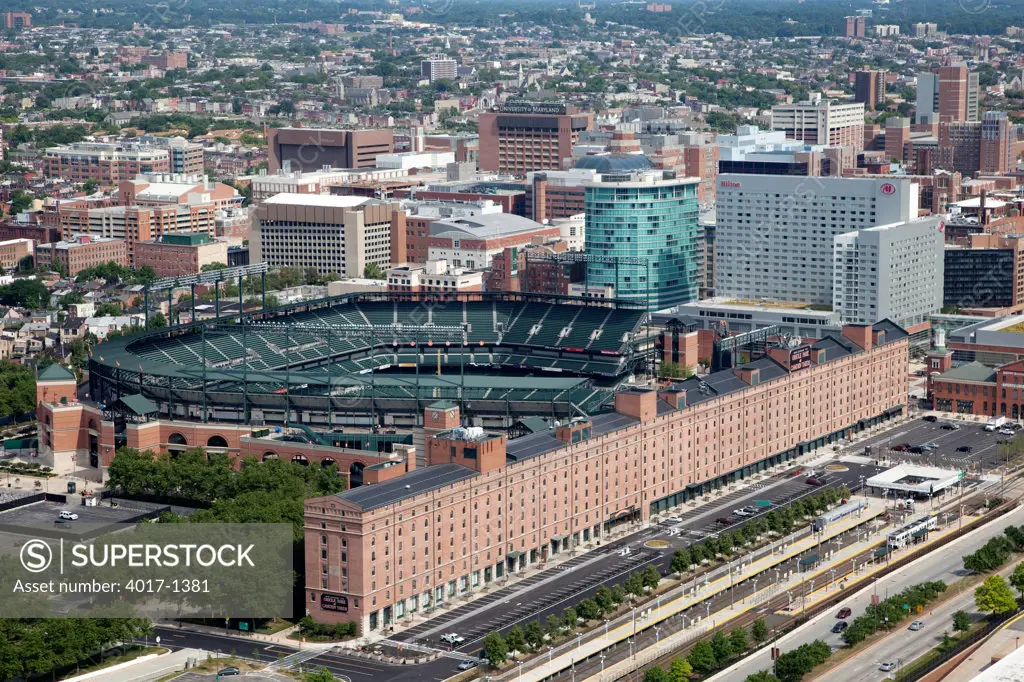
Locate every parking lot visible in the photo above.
<box><xmin>852</xmin><ymin>416</ymin><xmax>1017</xmax><ymax>474</ymax></box>
<box><xmin>0</xmin><ymin>497</ymin><xmax>151</xmax><ymax>534</ymax></box>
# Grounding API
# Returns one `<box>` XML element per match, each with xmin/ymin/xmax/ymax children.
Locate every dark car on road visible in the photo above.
<box><xmin>716</xmin><ymin>517</ymin><xmax>734</xmax><ymax>526</ymax></box>
<box><xmin>831</xmin><ymin>621</ymin><xmax>848</xmax><ymax>633</ymax></box>
<box><xmin>891</xmin><ymin>444</ymin><xmax>909</xmax><ymax>451</ymax></box>
<box><xmin>806</xmin><ymin>477</ymin><xmax>826</xmax><ymax>486</ymax></box>
<box><xmin>218</xmin><ymin>668</ymin><xmax>240</xmax><ymax>677</ymax></box>
<box><xmin>836</xmin><ymin>607</ymin><xmax>852</xmax><ymax>619</ymax></box>
<box><xmin>922</xmin><ymin>415</ymin><xmax>938</xmax><ymax>422</ymax></box>
<box><xmin>957</xmin><ymin>445</ymin><xmax>973</xmax><ymax>453</ymax></box>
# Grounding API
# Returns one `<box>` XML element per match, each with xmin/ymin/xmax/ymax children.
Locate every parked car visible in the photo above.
<box><xmin>957</xmin><ymin>445</ymin><xmax>973</xmax><ymax>453</ymax></box>
<box><xmin>805</xmin><ymin>477</ymin><xmax>826</xmax><ymax>487</ymax></box>
<box><xmin>218</xmin><ymin>668</ymin><xmax>240</xmax><ymax>677</ymax></box>
<box><xmin>716</xmin><ymin>517</ymin><xmax>735</xmax><ymax>526</ymax></box>
<box><xmin>891</xmin><ymin>444</ymin><xmax>909</xmax><ymax>452</ymax></box>
<box><xmin>734</xmin><ymin>508</ymin><xmax>752</xmax><ymax>517</ymax></box>
<box><xmin>831</xmin><ymin>621</ymin><xmax>848</xmax><ymax>633</ymax></box>
<box><xmin>441</xmin><ymin>633</ymin><xmax>465</xmax><ymax>646</ymax></box>
<box><xmin>58</xmin><ymin>511</ymin><xmax>79</xmax><ymax>520</ymax></box>
<box><xmin>909</xmin><ymin>621</ymin><xmax>924</xmax><ymax>631</ymax></box>
<box><xmin>941</xmin><ymin>423</ymin><xmax>960</xmax><ymax>431</ymax></box>
<box><xmin>880</xmin><ymin>662</ymin><xmax>896</xmax><ymax>672</ymax></box>
<box><xmin>457</xmin><ymin>660</ymin><xmax>478</xmax><ymax>671</ymax></box>
<box><xmin>836</xmin><ymin>607</ymin><xmax>852</xmax><ymax>619</ymax></box>
<box><xmin>922</xmin><ymin>415</ymin><xmax>938</xmax><ymax>422</ymax></box>
<box><xmin>999</xmin><ymin>428</ymin><xmax>1016</xmax><ymax>436</ymax></box>
<box><xmin>789</xmin><ymin>467</ymin><xmax>805</xmax><ymax>477</ymax></box>
<box><xmin>921</xmin><ymin>442</ymin><xmax>939</xmax><ymax>450</ymax></box>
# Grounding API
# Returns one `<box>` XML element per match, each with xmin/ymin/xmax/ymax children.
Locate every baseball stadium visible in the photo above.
<box><xmin>87</xmin><ymin>292</ymin><xmax>653</xmax><ymax>430</ymax></box>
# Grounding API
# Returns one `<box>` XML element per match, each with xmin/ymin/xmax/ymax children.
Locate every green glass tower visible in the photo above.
<box><xmin>582</xmin><ymin>161</ymin><xmax>700</xmax><ymax>311</ymax></box>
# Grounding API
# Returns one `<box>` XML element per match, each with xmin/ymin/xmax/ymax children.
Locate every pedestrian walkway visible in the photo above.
<box><xmin>69</xmin><ymin>648</ymin><xmax>203</xmax><ymax>682</ymax></box>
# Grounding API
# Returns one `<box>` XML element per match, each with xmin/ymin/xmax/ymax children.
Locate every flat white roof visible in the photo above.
<box><xmin>866</xmin><ymin>464</ymin><xmax>963</xmax><ymax>494</ymax></box>
<box><xmin>972</xmin><ymin>641</ymin><xmax>1024</xmax><ymax>682</ymax></box>
<box><xmin>263</xmin><ymin>193</ymin><xmax>370</xmax><ymax>208</ymax></box>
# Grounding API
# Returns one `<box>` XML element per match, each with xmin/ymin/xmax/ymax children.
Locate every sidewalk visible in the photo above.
<box><xmin>67</xmin><ymin>648</ymin><xmax>203</xmax><ymax>682</ymax></box>
<box><xmin>155</xmin><ymin>621</ymin><xmax>333</xmax><ymax>650</ymax></box>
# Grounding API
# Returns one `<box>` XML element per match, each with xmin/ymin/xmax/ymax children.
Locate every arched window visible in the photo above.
<box><xmin>168</xmin><ymin>433</ymin><xmax>188</xmax><ymax>446</ymax></box>
<box><xmin>207</xmin><ymin>435</ymin><xmax>228</xmax><ymax>448</ymax></box>
<box><xmin>292</xmin><ymin>455</ymin><xmax>309</xmax><ymax>466</ymax></box>
<box><xmin>263</xmin><ymin>452</ymin><xmax>278</xmax><ymax>461</ymax></box>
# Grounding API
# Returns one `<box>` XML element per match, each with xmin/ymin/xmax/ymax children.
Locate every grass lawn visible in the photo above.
<box><xmin>255</xmin><ymin>618</ymin><xmax>295</xmax><ymax>635</ymax></box>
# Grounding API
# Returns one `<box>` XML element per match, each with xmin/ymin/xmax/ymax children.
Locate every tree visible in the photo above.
<box><xmin>612</xmin><ymin>584</ymin><xmax>626</xmax><ymax>605</ymax></box>
<box><xmin>729</xmin><ymin>626</ymin><xmax>750</xmax><ymax>657</ymax></box>
<box><xmin>595</xmin><ymin>586</ymin><xmax>615</xmax><ymax>614</ymax></box>
<box><xmin>643</xmin><ymin>667</ymin><xmax>670</xmax><ymax>682</ymax></box>
<box><xmin>147</xmin><ymin>311</ymin><xmax>168</xmax><ymax>329</ymax></box>
<box><xmin>687</xmin><ymin>640</ymin><xmax>717</xmax><ymax>674</ymax></box>
<box><xmin>546</xmin><ymin>614</ymin><xmax>562</xmax><ymax>638</ymax></box>
<box><xmin>625</xmin><ymin>572</ymin><xmax>645</xmax><ymax>598</ymax></box>
<box><xmin>711</xmin><ymin>630</ymin><xmax>732</xmax><ymax>665</ymax></box>
<box><xmin>82</xmin><ymin>178</ymin><xmax>100</xmax><ymax>194</ymax></box>
<box><xmin>752</xmin><ymin>617</ymin><xmax>770</xmax><ymax>645</ymax></box>
<box><xmin>364</xmin><ymin>262</ymin><xmax>386</xmax><ymax>279</ymax></box>
<box><xmin>658</xmin><ymin>361</ymin><xmax>694</xmax><ymax>380</ymax></box>
<box><xmin>642</xmin><ymin>564</ymin><xmax>661</xmax><ymax>590</ymax></box>
<box><xmin>668</xmin><ymin>656</ymin><xmax>693</xmax><ymax>682</ymax></box>
<box><xmin>745</xmin><ymin>672</ymin><xmax>781</xmax><ymax>682</ymax></box>
<box><xmin>1011</xmin><ymin>560</ymin><xmax>1024</xmax><ymax>597</ymax></box>
<box><xmin>482</xmin><ymin>632</ymin><xmax>507</xmax><ymax>666</ymax></box>
<box><xmin>201</xmin><ymin>262</ymin><xmax>229</xmax><ymax>272</ymax></box>
<box><xmin>975</xmin><ymin>574</ymin><xmax>1018</xmax><ymax>615</ymax></box>
<box><xmin>952</xmin><ymin>610</ymin><xmax>971</xmax><ymax>635</ymax></box>
<box><xmin>505</xmin><ymin>625</ymin><xmax>526</xmax><ymax>657</ymax></box>
<box><xmin>671</xmin><ymin>548</ymin><xmax>692</xmax><ymax>574</ymax></box>
<box><xmin>9</xmin><ymin>190</ymin><xmax>32</xmax><ymax>215</ymax></box>
<box><xmin>0</xmin><ymin>278</ymin><xmax>50</xmax><ymax>308</ymax></box>
<box><xmin>95</xmin><ymin>302</ymin><xmax>122</xmax><ymax>317</ymax></box>
<box><xmin>562</xmin><ymin>606</ymin><xmax>578</xmax><ymax>631</ymax></box>
<box><xmin>305</xmin><ymin>667</ymin><xmax>335</xmax><ymax>682</ymax></box>
<box><xmin>576</xmin><ymin>598</ymin><xmax>600</xmax><ymax>622</ymax></box>
<box><xmin>524</xmin><ymin>621</ymin><xmax>544</xmax><ymax>651</ymax></box>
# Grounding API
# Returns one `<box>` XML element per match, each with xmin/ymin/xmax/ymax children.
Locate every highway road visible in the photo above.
<box><xmin>714</xmin><ymin>502</ymin><xmax>1024</xmax><ymax>682</ymax></box>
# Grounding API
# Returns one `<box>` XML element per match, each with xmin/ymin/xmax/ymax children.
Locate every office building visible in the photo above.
<box><xmin>832</xmin><ymin>216</ymin><xmax>945</xmax><ymax>329</ymax></box>
<box><xmin>980</xmin><ymin>112</ymin><xmax>1012</xmax><ymax>174</ymax></box>
<box><xmin>714</xmin><ymin>175</ymin><xmax>918</xmax><ymax>306</ymax></box>
<box><xmin>855</xmin><ymin>70</ymin><xmax>887</xmax><ymax>112</ymax></box>
<box><xmin>682</xmin><ymin>143</ymin><xmax>720</xmax><ymax>205</ymax></box>
<box><xmin>303</xmin><ymin>322</ymin><xmax>909</xmax><ymax>631</ymax></box>
<box><xmin>420</xmin><ymin>55</ymin><xmax>458</xmax><ymax>83</ymax></box>
<box><xmin>843</xmin><ymin>16</ymin><xmax>866</xmax><ymax>37</ymax></box>
<box><xmin>58</xmin><ymin>203</ymin><xmax>217</xmax><ymax>266</ymax></box>
<box><xmin>583</xmin><ymin>159</ymin><xmax>700</xmax><ymax>311</ymax></box>
<box><xmin>119</xmin><ymin>174</ymin><xmax>242</xmax><ymax>210</ymax></box>
<box><xmin>939</xmin><ymin>121</ymin><xmax>982</xmax><ymax>174</ymax></box>
<box><xmin>478</xmin><ymin>102</ymin><xmax>594</xmax><ymax>174</ymax></box>
<box><xmin>525</xmin><ymin>169</ymin><xmax>595</xmax><ymax>223</ymax></box>
<box><xmin>771</xmin><ymin>98</ymin><xmax>865</xmax><ymax>151</ymax></box>
<box><xmin>943</xmin><ymin>234</ymin><xmax>1024</xmax><ymax>315</ymax></box>
<box><xmin>35</xmin><ymin>235</ymin><xmax>128</xmax><ymax>276</ymax></box>
<box><xmin>884</xmin><ymin>117</ymin><xmax>911</xmax><ymax>165</ymax></box>
<box><xmin>134</xmin><ymin>232</ymin><xmax>229</xmax><ymax>278</ymax></box>
<box><xmin>874</xmin><ymin>24</ymin><xmax>900</xmax><ymax>36</ymax></box>
<box><xmin>141</xmin><ymin>51</ymin><xmax>188</xmax><ymax>70</ymax></box>
<box><xmin>267</xmin><ymin>128</ymin><xmax>394</xmax><ymax>173</ymax></box>
<box><xmin>915</xmin><ymin>73</ymin><xmax>941</xmax><ymax>125</ymax></box>
<box><xmin>252</xmin><ymin>194</ymin><xmax>401</xmax><ymax>277</ymax></box>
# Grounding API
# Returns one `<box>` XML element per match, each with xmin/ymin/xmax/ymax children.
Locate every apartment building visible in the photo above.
<box><xmin>2</xmin><ymin>11</ymin><xmax>31</xmax><ymax>29</ymax></box>
<box><xmin>832</xmin><ymin>216</ymin><xmax>945</xmax><ymax>329</ymax></box>
<box><xmin>420</xmin><ymin>55</ymin><xmax>458</xmax><ymax>83</ymax></box>
<box><xmin>944</xmin><ymin>234</ymin><xmax>1024</xmax><ymax>314</ymax></box>
<box><xmin>0</xmin><ymin>239</ymin><xmax>33</xmax><ymax>269</ymax></box>
<box><xmin>36</xmin><ymin>235</ymin><xmax>128</xmax><ymax>276</ymax></box>
<box><xmin>855</xmin><ymin>70</ymin><xmax>887</xmax><ymax>112</ymax></box>
<box><xmin>119</xmin><ymin>174</ymin><xmax>242</xmax><ymax>209</ymax></box>
<box><xmin>252</xmin><ymin>194</ymin><xmax>401</xmax><ymax>277</ymax></box>
<box><xmin>303</xmin><ymin>322</ymin><xmax>909</xmax><ymax>631</ymax></box>
<box><xmin>714</xmin><ymin>174</ymin><xmax>918</xmax><ymax>306</ymax></box>
<box><xmin>771</xmin><ymin>98</ymin><xmax>865</xmax><ymax>150</ymax></box>
<box><xmin>843</xmin><ymin>15</ymin><xmax>866</xmax><ymax>37</ymax></box>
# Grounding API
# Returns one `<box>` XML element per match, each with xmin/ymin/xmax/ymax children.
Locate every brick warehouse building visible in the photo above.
<box><xmin>303</xmin><ymin>322</ymin><xmax>908</xmax><ymax>632</ymax></box>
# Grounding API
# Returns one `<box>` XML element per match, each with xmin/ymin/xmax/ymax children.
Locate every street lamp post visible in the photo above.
<box><xmin>576</xmin><ymin>633</ymin><xmax>582</xmax><ymax>651</ymax></box>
